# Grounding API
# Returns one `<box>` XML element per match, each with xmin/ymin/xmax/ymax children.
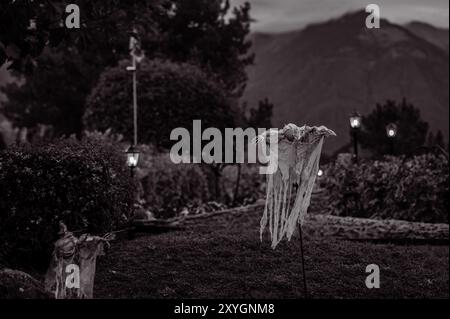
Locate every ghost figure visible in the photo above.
<box><xmin>256</xmin><ymin>123</ymin><xmax>335</xmax><ymax>248</ymax></box>
<box><xmin>45</xmin><ymin>222</ymin><xmax>110</xmax><ymax>299</ymax></box>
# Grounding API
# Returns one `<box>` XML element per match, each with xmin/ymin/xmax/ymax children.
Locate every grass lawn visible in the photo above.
<box><xmin>94</xmin><ymin>208</ymin><xmax>449</xmax><ymax>299</ymax></box>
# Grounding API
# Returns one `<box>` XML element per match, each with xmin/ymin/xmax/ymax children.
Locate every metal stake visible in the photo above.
<box><xmin>298</xmin><ymin>224</ymin><xmax>309</xmax><ymax>299</ymax></box>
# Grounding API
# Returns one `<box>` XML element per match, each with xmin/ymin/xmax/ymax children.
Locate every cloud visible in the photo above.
<box><xmin>230</xmin><ymin>0</ymin><xmax>449</xmax><ymax>32</ymax></box>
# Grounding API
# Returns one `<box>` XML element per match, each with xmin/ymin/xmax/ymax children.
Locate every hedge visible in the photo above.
<box><xmin>0</xmin><ymin>137</ymin><xmax>134</xmax><ymax>270</ymax></box>
<box><xmin>138</xmin><ymin>151</ymin><xmax>211</xmax><ymax>219</ymax></box>
<box><xmin>321</xmin><ymin>154</ymin><xmax>448</xmax><ymax>223</ymax></box>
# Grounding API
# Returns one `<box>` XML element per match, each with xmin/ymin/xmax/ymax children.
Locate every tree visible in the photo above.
<box><xmin>432</xmin><ymin>130</ymin><xmax>445</xmax><ymax>149</ymax></box>
<box><xmin>0</xmin><ymin>0</ymin><xmax>166</xmax><ymax>70</ymax></box>
<box><xmin>1</xmin><ymin>0</ymin><xmax>168</xmax><ymax>137</ymax></box>
<box><xmin>1</xmin><ymin>0</ymin><xmax>254</xmax><ymax>139</ymax></box>
<box><xmin>0</xmin><ymin>133</ymin><xmax>5</xmax><ymax>150</ymax></box>
<box><xmin>84</xmin><ymin>59</ymin><xmax>236</xmax><ymax>149</ymax></box>
<box><xmin>359</xmin><ymin>99</ymin><xmax>429</xmax><ymax>157</ymax></box>
<box><xmin>0</xmin><ymin>0</ymin><xmax>62</xmax><ymax>70</ymax></box>
<box><xmin>427</xmin><ymin>130</ymin><xmax>448</xmax><ymax>159</ymax></box>
<box><xmin>245</xmin><ymin>98</ymin><xmax>274</xmax><ymax>129</ymax></box>
<box><xmin>2</xmin><ymin>50</ymin><xmax>96</xmax><ymax>138</ymax></box>
<box><xmin>159</xmin><ymin>0</ymin><xmax>254</xmax><ymax>97</ymax></box>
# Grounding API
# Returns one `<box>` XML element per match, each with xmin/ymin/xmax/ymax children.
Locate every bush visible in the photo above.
<box><xmin>139</xmin><ymin>151</ymin><xmax>211</xmax><ymax>219</ymax></box>
<box><xmin>221</xmin><ymin>164</ymin><xmax>266</xmax><ymax>206</ymax></box>
<box><xmin>84</xmin><ymin>59</ymin><xmax>236</xmax><ymax>149</ymax></box>
<box><xmin>137</xmin><ymin>150</ymin><xmax>266</xmax><ymax>217</ymax></box>
<box><xmin>0</xmin><ymin>137</ymin><xmax>134</xmax><ymax>270</ymax></box>
<box><xmin>140</xmin><ymin>161</ymin><xmax>266</xmax><ymax>217</ymax></box>
<box><xmin>322</xmin><ymin>154</ymin><xmax>449</xmax><ymax>223</ymax></box>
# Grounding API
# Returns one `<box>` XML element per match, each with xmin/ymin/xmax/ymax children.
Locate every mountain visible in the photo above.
<box><xmin>242</xmin><ymin>11</ymin><xmax>449</xmax><ymax>153</ymax></box>
<box><xmin>405</xmin><ymin>21</ymin><xmax>449</xmax><ymax>53</ymax></box>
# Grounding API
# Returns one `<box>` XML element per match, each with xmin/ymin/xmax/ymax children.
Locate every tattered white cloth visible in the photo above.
<box><xmin>45</xmin><ymin>223</ymin><xmax>111</xmax><ymax>299</ymax></box>
<box><xmin>256</xmin><ymin>123</ymin><xmax>336</xmax><ymax>248</ymax></box>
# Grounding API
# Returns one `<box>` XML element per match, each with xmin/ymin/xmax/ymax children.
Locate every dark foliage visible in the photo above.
<box><xmin>244</xmin><ymin>98</ymin><xmax>274</xmax><ymax>130</ymax></box>
<box><xmin>221</xmin><ymin>164</ymin><xmax>265</xmax><ymax>205</ymax></box>
<box><xmin>159</xmin><ymin>0</ymin><xmax>254</xmax><ymax>96</ymax></box>
<box><xmin>322</xmin><ymin>154</ymin><xmax>449</xmax><ymax>223</ymax></box>
<box><xmin>84</xmin><ymin>59</ymin><xmax>236</xmax><ymax>149</ymax></box>
<box><xmin>0</xmin><ymin>0</ymin><xmax>165</xmax><ymax>71</ymax></box>
<box><xmin>0</xmin><ymin>137</ymin><xmax>134</xmax><ymax>270</ymax></box>
<box><xmin>1</xmin><ymin>0</ymin><xmax>253</xmax><ymax>138</ymax></box>
<box><xmin>359</xmin><ymin>99</ymin><xmax>429</xmax><ymax>157</ymax></box>
<box><xmin>1</xmin><ymin>0</ymin><xmax>165</xmax><ymax>137</ymax></box>
<box><xmin>0</xmin><ymin>133</ymin><xmax>6</xmax><ymax>150</ymax></box>
<box><xmin>138</xmin><ymin>152</ymin><xmax>211</xmax><ymax>219</ymax></box>
<box><xmin>427</xmin><ymin>130</ymin><xmax>447</xmax><ymax>150</ymax></box>
<box><xmin>2</xmin><ymin>51</ymin><xmax>95</xmax><ymax>137</ymax></box>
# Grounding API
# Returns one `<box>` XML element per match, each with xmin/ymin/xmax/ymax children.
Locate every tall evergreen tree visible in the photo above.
<box><xmin>359</xmin><ymin>99</ymin><xmax>429</xmax><ymax>156</ymax></box>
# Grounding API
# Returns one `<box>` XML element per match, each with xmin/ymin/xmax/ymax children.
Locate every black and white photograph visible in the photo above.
<box><xmin>0</xmin><ymin>0</ymin><xmax>448</xmax><ymax>308</ymax></box>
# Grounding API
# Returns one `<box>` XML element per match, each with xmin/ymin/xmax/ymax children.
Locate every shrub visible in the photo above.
<box><xmin>0</xmin><ymin>137</ymin><xmax>134</xmax><ymax>270</ymax></box>
<box><xmin>139</xmin><ymin>151</ymin><xmax>211</xmax><ymax>219</ymax></box>
<box><xmin>221</xmin><ymin>164</ymin><xmax>266</xmax><ymax>206</ymax></box>
<box><xmin>322</xmin><ymin>154</ymin><xmax>449</xmax><ymax>223</ymax></box>
<box><xmin>137</xmin><ymin>151</ymin><xmax>266</xmax><ymax>217</ymax></box>
<box><xmin>84</xmin><ymin>59</ymin><xmax>236</xmax><ymax>149</ymax></box>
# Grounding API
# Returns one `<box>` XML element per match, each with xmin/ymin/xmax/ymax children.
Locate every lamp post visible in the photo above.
<box><xmin>317</xmin><ymin>169</ymin><xmax>324</xmax><ymax>177</ymax></box>
<box><xmin>126</xmin><ymin>29</ymin><xmax>144</xmax><ymax>146</ymax></box>
<box><xmin>125</xmin><ymin>29</ymin><xmax>144</xmax><ymax>174</ymax></box>
<box><xmin>349</xmin><ymin>111</ymin><xmax>362</xmax><ymax>162</ymax></box>
<box><xmin>126</xmin><ymin>145</ymin><xmax>140</xmax><ymax>177</ymax></box>
<box><xmin>386</xmin><ymin>123</ymin><xmax>397</xmax><ymax>155</ymax></box>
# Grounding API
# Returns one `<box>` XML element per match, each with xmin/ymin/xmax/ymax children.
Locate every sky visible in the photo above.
<box><xmin>230</xmin><ymin>0</ymin><xmax>450</xmax><ymax>33</ymax></box>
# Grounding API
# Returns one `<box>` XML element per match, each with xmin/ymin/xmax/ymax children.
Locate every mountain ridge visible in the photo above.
<box><xmin>242</xmin><ymin>10</ymin><xmax>449</xmax><ymax>153</ymax></box>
